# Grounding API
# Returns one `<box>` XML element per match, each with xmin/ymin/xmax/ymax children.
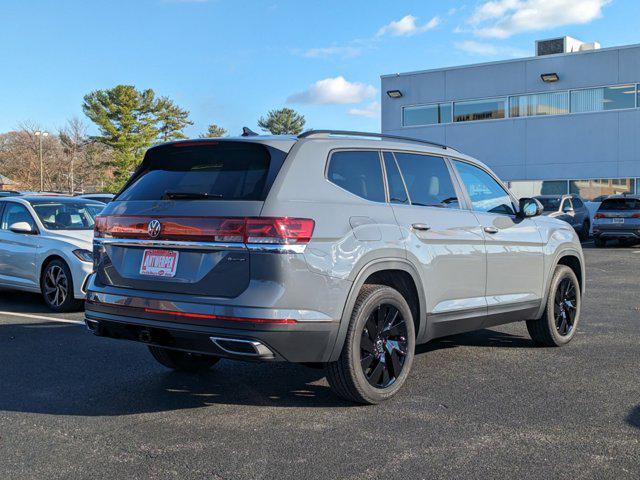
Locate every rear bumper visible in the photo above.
<box><xmin>592</xmin><ymin>227</ymin><xmax>640</xmax><ymax>240</ymax></box>
<box><xmin>85</xmin><ymin>296</ymin><xmax>340</xmax><ymax>363</ymax></box>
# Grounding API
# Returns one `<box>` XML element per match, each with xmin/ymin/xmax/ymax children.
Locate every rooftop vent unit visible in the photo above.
<box><xmin>535</xmin><ymin>36</ymin><xmax>600</xmax><ymax>56</ymax></box>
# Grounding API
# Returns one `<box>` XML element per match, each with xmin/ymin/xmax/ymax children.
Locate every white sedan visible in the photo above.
<box><xmin>0</xmin><ymin>196</ymin><xmax>104</xmax><ymax>311</ymax></box>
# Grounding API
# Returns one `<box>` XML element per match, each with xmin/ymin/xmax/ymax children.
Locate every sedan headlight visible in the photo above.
<box><xmin>73</xmin><ymin>249</ymin><xmax>93</xmax><ymax>263</ymax></box>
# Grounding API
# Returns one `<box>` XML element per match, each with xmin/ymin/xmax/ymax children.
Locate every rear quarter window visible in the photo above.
<box><xmin>118</xmin><ymin>141</ymin><xmax>287</xmax><ymax>202</ymax></box>
<box><xmin>327</xmin><ymin>150</ymin><xmax>385</xmax><ymax>202</ymax></box>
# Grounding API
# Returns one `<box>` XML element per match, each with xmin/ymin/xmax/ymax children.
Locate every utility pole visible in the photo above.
<box><xmin>34</xmin><ymin>131</ymin><xmax>49</xmax><ymax>191</ymax></box>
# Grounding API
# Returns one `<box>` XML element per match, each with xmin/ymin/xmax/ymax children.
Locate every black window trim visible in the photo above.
<box><xmin>447</xmin><ymin>156</ymin><xmax>520</xmax><ymax>218</ymax></box>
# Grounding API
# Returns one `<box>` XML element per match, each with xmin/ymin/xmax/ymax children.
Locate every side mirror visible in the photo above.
<box><xmin>518</xmin><ymin>198</ymin><xmax>543</xmax><ymax>219</ymax></box>
<box><xmin>9</xmin><ymin>221</ymin><xmax>35</xmax><ymax>234</ymax></box>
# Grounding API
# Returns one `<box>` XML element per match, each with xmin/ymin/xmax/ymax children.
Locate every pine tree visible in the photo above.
<box><xmin>200</xmin><ymin>124</ymin><xmax>228</xmax><ymax>138</ymax></box>
<box><xmin>155</xmin><ymin>97</ymin><xmax>193</xmax><ymax>142</ymax></box>
<box><xmin>257</xmin><ymin>108</ymin><xmax>306</xmax><ymax>135</ymax></box>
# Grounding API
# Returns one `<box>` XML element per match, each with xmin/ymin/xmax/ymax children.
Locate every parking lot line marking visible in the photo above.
<box><xmin>0</xmin><ymin>311</ymin><xmax>84</xmax><ymax>325</ymax></box>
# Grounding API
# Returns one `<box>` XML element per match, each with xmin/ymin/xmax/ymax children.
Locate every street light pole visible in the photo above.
<box><xmin>35</xmin><ymin>131</ymin><xmax>49</xmax><ymax>192</ymax></box>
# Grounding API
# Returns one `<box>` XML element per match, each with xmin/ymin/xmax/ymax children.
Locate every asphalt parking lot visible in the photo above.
<box><xmin>1</xmin><ymin>244</ymin><xmax>638</xmax><ymax>479</ymax></box>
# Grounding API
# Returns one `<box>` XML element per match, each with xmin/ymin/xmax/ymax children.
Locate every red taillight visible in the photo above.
<box><xmin>632</xmin><ymin>213</ymin><xmax>640</xmax><ymax>219</ymax></box>
<box><xmin>594</xmin><ymin>213</ymin><xmax>605</xmax><ymax>219</ymax></box>
<box><xmin>95</xmin><ymin>215</ymin><xmax>315</xmax><ymax>244</ymax></box>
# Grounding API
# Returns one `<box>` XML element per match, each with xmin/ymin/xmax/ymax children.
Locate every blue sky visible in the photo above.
<box><xmin>1</xmin><ymin>0</ymin><xmax>637</xmax><ymax>137</ymax></box>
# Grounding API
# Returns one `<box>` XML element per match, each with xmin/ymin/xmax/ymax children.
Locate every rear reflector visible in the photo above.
<box><xmin>94</xmin><ymin>216</ymin><xmax>314</xmax><ymax>244</ymax></box>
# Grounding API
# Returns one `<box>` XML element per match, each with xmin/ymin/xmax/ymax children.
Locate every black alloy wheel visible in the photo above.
<box><xmin>360</xmin><ymin>303</ymin><xmax>408</xmax><ymax>388</ymax></box>
<box><xmin>554</xmin><ymin>277</ymin><xmax>577</xmax><ymax>336</ymax></box>
<box><xmin>43</xmin><ymin>263</ymin><xmax>69</xmax><ymax>309</ymax></box>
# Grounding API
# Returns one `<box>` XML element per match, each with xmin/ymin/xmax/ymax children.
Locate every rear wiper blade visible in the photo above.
<box><xmin>161</xmin><ymin>191</ymin><xmax>223</xmax><ymax>200</ymax></box>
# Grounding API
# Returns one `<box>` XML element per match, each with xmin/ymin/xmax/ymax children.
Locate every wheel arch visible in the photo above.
<box><xmin>537</xmin><ymin>247</ymin><xmax>585</xmax><ymax>319</ymax></box>
<box><xmin>327</xmin><ymin>258</ymin><xmax>426</xmax><ymax>362</ymax></box>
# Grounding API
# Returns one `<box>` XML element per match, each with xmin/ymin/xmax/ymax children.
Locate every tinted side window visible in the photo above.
<box><xmin>2</xmin><ymin>203</ymin><xmax>36</xmax><ymax>231</ymax></box>
<box><xmin>394</xmin><ymin>153</ymin><xmax>459</xmax><ymax>209</ymax></box>
<box><xmin>572</xmin><ymin>197</ymin><xmax>584</xmax><ymax>208</ymax></box>
<box><xmin>562</xmin><ymin>199</ymin><xmax>573</xmax><ymax>212</ymax></box>
<box><xmin>328</xmin><ymin>151</ymin><xmax>385</xmax><ymax>202</ymax></box>
<box><xmin>453</xmin><ymin>161</ymin><xmax>515</xmax><ymax>215</ymax></box>
<box><xmin>383</xmin><ymin>152</ymin><xmax>408</xmax><ymax>204</ymax></box>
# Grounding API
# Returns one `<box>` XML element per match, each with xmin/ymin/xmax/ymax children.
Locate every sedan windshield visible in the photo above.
<box><xmin>535</xmin><ymin>197</ymin><xmax>561</xmax><ymax>211</ymax></box>
<box><xmin>31</xmin><ymin>202</ymin><xmax>104</xmax><ymax>230</ymax></box>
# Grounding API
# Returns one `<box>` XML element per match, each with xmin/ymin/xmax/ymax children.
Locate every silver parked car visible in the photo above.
<box><xmin>534</xmin><ymin>194</ymin><xmax>591</xmax><ymax>240</ymax></box>
<box><xmin>0</xmin><ymin>196</ymin><xmax>103</xmax><ymax>311</ymax></box>
<box><xmin>85</xmin><ymin>131</ymin><xmax>585</xmax><ymax>404</ymax></box>
<box><xmin>593</xmin><ymin>195</ymin><xmax>640</xmax><ymax>247</ymax></box>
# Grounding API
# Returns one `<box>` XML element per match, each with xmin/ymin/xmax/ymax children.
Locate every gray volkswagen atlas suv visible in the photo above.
<box><xmin>85</xmin><ymin>131</ymin><xmax>585</xmax><ymax>404</ymax></box>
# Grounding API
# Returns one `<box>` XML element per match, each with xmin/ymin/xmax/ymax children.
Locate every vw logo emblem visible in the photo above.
<box><xmin>147</xmin><ymin>219</ymin><xmax>162</xmax><ymax>238</ymax></box>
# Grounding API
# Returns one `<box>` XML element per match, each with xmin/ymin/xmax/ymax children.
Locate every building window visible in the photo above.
<box><xmin>403</xmin><ymin>103</ymin><xmax>451</xmax><ymax>126</ymax></box>
<box><xmin>509</xmin><ymin>92</ymin><xmax>569</xmax><ymax>117</ymax></box>
<box><xmin>570</xmin><ymin>84</ymin><xmax>636</xmax><ymax>113</ymax></box>
<box><xmin>453</xmin><ymin>98</ymin><xmax>507</xmax><ymax>122</ymax></box>
<box><xmin>569</xmin><ymin>178</ymin><xmax>635</xmax><ymax>201</ymax></box>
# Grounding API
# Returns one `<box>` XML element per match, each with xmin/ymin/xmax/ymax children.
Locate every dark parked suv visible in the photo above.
<box><xmin>86</xmin><ymin>131</ymin><xmax>585</xmax><ymax>404</ymax></box>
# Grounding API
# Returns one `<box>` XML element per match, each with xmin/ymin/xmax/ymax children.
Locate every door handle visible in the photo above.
<box><xmin>484</xmin><ymin>226</ymin><xmax>499</xmax><ymax>234</ymax></box>
<box><xmin>411</xmin><ymin>223</ymin><xmax>431</xmax><ymax>231</ymax></box>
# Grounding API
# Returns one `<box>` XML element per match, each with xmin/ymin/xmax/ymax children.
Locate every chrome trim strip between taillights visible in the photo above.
<box><xmin>94</xmin><ymin>238</ymin><xmax>306</xmax><ymax>253</ymax></box>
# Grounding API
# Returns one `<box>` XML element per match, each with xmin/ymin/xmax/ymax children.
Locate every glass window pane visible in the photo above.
<box><xmin>570</xmin><ymin>85</ymin><xmax>636</xmax><ymax>113</ymax></box>
<box><xmin>394</xmin><ymin>153</ymin><xmax>459</xmax><ymax>209</ymax></box>
<box><xmin>510</xmin><ymin>92</ymin><xmax>569</xmax><ymax>117</ymax></box>
<box><xmin>508</xmin><ymin>180</ymin><xmax>567</xmax><ymax>199</ymax></box>
<box><xmin>2</xmin><ymin>203</ymin><xmax>36</xmax><ymax>231</ymax></box>
<box><xmin>569</xmin><ymin>178</ymin><xmax>634</xmax><ymax>201</ymax></box>
<box><xmin>453</xmin><ymin>161</ymin><xmax>515</xmax><ymax>215</ymax></box>
<box><xmin>403</xmin><ymin>105</ymin><xmax>439</xmax><ymax>126</ymax></box>
<box><xmin>328</xmin><ymin>151</ymin><xmax>385</xmax><ymax>202</ymax></box>
<box><xmin>454</xmin><ymin>98</ymin><xmax>507</xmax><ymax>122</ymax></box>
<box><xmin>439</xmin><ymin>103</ymin><xmax>452</xmax><ymax>123</ymax></box>
<box><xmin>383</xmin><ymin>152</ymin><xmax>408</xmax><ymax>204</ymax></box>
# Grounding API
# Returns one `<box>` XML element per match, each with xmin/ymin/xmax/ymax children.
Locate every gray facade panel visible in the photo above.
<box><xmin>444</xmin><ymin>61</ymin><xmax>526</xmax><ymax>100</ymax></box>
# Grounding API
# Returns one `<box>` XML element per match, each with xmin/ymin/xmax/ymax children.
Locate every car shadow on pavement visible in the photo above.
<box><xmin>417</xmin><ymin>328</ymin><xmax>535</xmax><ymax>354</ymax></box>
<box><xmin>0</xmin><ymin>320</ymin><xmax>535</xmax><ymax>416</ymax></box>
<box><xmin>627</xmin><ymin>406</ymin><xmax>640</xmax><ymax>429</ymax></box>
<box><xmin>0</xmin><ymin>321</ymin><xmax>353</xmax><ymax>415</ymax></box>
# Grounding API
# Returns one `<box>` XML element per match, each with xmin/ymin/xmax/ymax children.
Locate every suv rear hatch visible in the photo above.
<box><xmin>93</xmin><ymin>140</ymin><xmax>293</xmax><ymax>298</ymax></box>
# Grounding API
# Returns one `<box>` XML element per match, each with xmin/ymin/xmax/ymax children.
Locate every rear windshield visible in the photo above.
<box><xmin>598</xmin><ymin>198</ymin><xmax>640</xmax><ymax>211</ymax></box>
<box><xmin>535</xmin><ymin>197</ymin><xmax>561</xmax><ymax>211</ymax></box>
<box><xmin>117</xmin><ymin>141</ymin><xmax>287</xmax><ymax>202</ymax></box>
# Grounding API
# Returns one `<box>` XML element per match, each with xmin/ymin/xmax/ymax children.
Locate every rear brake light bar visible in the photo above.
<box><xmin>94</xmin><ymin>215</ymin><xmax>315</xmax><ymax>245</ymax></box>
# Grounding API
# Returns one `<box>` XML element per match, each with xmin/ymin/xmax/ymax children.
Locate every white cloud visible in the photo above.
<box><xmin>349</xmin><ymin>102</ymin><xmax>380</xmax><ymax>119</ymax></box>
<box><xmin>468</xmin><ymin>0</ymin><xmax>611</xmax><ymax>38</ymax></box>
<box><xmin>455</xmin><ymin>40</ymin><xmax>529</xmax><ymax>57</ymax></box>
<box><xmin>377</xmin><ymin>15</ymin><xmax>441</xmax><ymax>37</ymax></box>
<box><xmin>287</xmin><ymin>77</ymin><xmax>377</xmax><ymax>105</ymax></box>
<box><xmin>303</xmin><ymin>46</ymin><xmax>363</xmax><ymax>59</ymax></box>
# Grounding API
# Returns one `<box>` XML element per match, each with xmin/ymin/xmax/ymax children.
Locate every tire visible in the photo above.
<box><xmin>326</xmin><ymin>284</ymin><xmax>416</xmax><ymax>404</ymax></box>
<box><xmin>148</xmin><ymin>346</ymin><xmax>220</xmax><ymax>372</ymax></box>
<box><xmin>594</xmin><ymin>237</ymin><xmax>606</xmax><ymax>248</ymax></box>
<box><xmin>526</xmin><ymin>265</ymin><xmax>581</xmax><ymax>347</ymax></box>
<box><xmin>40</xmin><ymin>259</ymin><xmax>83</xmax><ymax>312</ymax></box>
<box><xmin>579</xmin><ymin>220</ymin><xmax>590</xmax><ymax>241</ymax></box>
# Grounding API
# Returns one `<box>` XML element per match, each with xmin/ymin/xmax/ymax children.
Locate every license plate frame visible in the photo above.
<box><xmin>140</xmin><ymin>249</ymin><xmax>179</xmax><ymax>278</ymax></box>
<box><xmin>612</xmin><ymin>218</ymin><xmax>625</xmax><ymax>224</ymax></box>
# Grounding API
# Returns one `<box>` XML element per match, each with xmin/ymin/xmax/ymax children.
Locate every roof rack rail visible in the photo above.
<box><xmin>298</xmin><ymin>130</ymin><xmax>448</xmax><ymax>150</ymax></box>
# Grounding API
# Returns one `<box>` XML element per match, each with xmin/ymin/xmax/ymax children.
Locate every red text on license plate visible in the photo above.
<box><xmin>140</xmin><ymin>250</ymin><xmax>179</xmax><ymax>277</ymax></box>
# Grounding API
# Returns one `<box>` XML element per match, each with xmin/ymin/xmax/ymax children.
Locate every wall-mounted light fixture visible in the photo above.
<box><xmin>540</xmin><ymin>73</ymin><xmax>559</xmax><ymax>83</ymax></box>
<box><xmin>386</xmin><ymin>90</ymin><xmax>403</xmax><ymax>98</ymax></box>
